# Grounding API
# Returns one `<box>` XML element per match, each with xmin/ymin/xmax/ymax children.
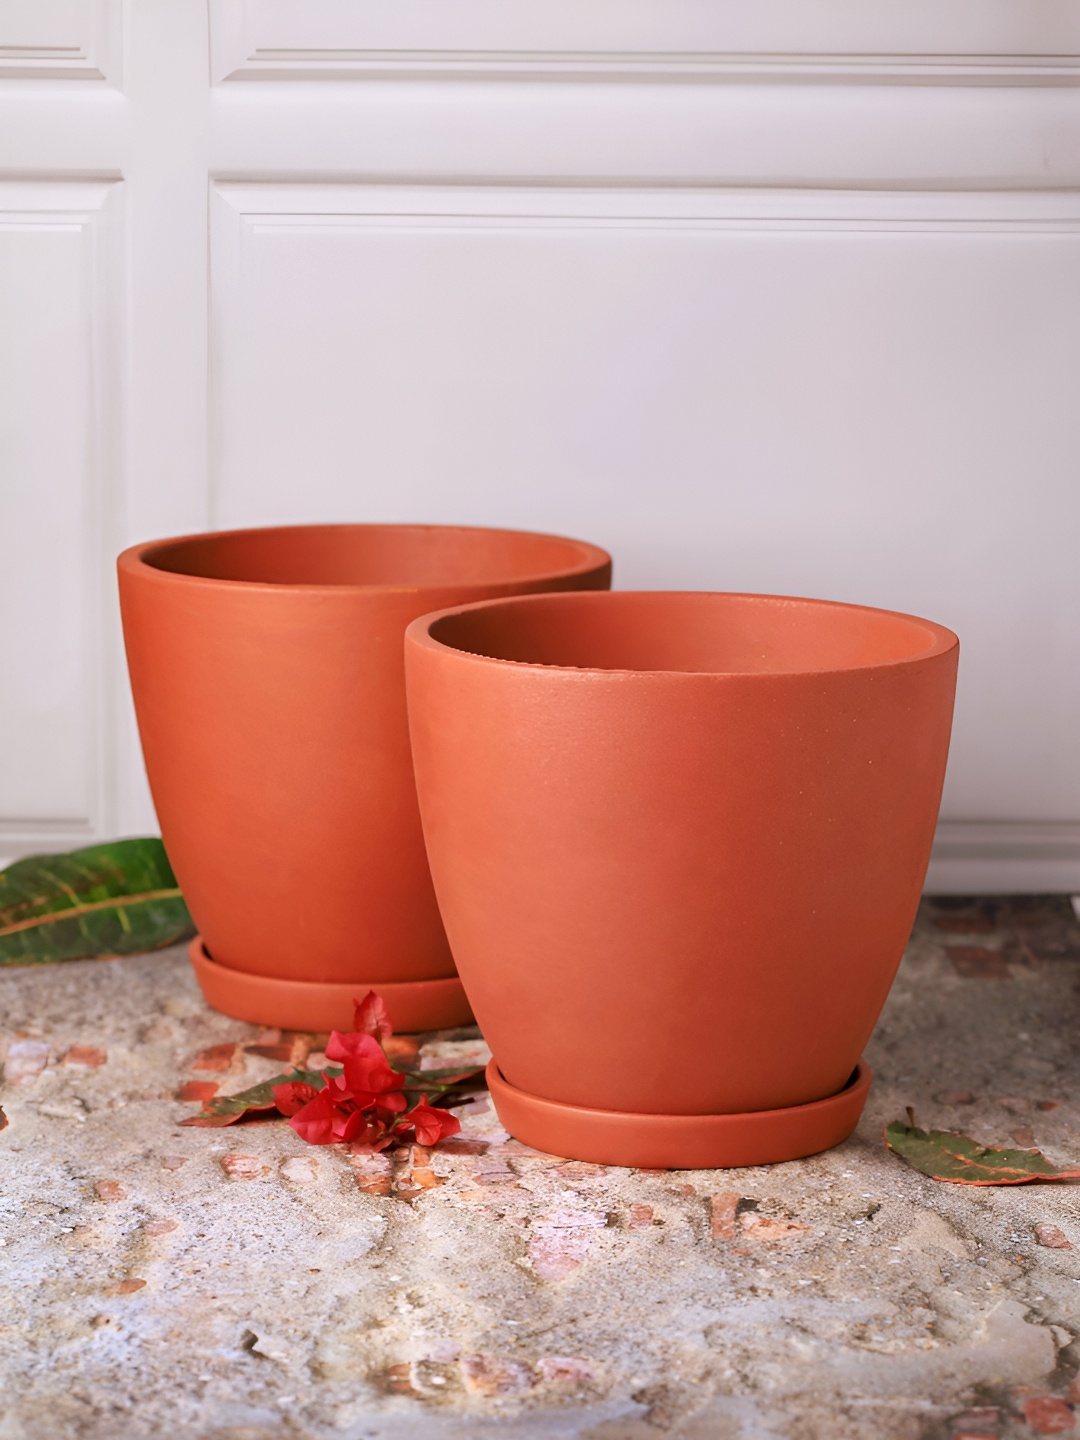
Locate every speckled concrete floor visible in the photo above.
<box><xmin>2</xmin><ymin>896</ymin><xmax>1079</xmax><ymax>1440</ymax></box>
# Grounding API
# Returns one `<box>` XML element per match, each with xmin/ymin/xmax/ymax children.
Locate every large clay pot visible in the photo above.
<box><xmin>117</xmin><ymin>524</ymin><xmax>611</xmax><ymax>1032</ymax></box>
<box><xmin>405</xmin><ymin>590</ymin><xmax>958</xmax><ymax>1167</ymax></box>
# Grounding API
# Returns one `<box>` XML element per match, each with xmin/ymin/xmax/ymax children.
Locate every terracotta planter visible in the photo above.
<box><xmin>117</xmin><ymin>524</ymin><xmax>611</xmax><ymax>1032</ymax></box>
<box><xmin>405</xmin><ymin>590</ymin><xmax>958</xmax><ymax>1167</ymax></box>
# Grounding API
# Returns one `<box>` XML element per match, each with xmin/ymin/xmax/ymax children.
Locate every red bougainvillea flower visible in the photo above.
<box><xmin>287</xmin><ymin>1084</ymin><xmax>342</xmax><ymax>1145</ymax></box>
<box><xmin>330</xmin><ymin>1107</ymin><xmax>373</xmax><ymax>1144</ymax></box>
<box><xmin>402</xmin><ymin>1099</ymin><xmax>462</xmax><ymax>1147</ymax></box>
<box><xmin>346</xmin><ymin>1112</ymin><xmax>398</xmax><ymax>1153</ymax></box>
<box><xmin>288</xmin><ymin>1074</ymin><xmax>369</xmax><ymax>1144</ymax></box>
<box><xmin>353</xmin><ymin>990</ymin><xmax>393</xmax><ymax>1042</ymax></box>
<box><xmin>342</xmin><ymin>1054</ymin><xmax>404</xmax><ymax>1101</ymax></box>
<box><xmin>271</xmin><ymin>1080</ymin><xmax>320</xmax><ymax>1117</ymax></box>
<box><xmin>270</xmin><ymin>990</ymin><xmax>470</xmax><ymax>1153</ymax></box>
<box><xmin>325</xmin><ymin>1030</ymin><xmax>403</xmax><ymax>1095</ymax></box>
<box><xmin>287</xmin><ymin>1068</ymin><xmax>412</xmax><ymax>1146</ymax></box>
<box><xmin>324</xmin><ymin>1029</ymin><xmax>384</xmax><ymax>1065</ymax></box>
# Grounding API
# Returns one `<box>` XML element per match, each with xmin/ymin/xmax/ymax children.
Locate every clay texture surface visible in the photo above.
<box><xmin>1</xmin><ymin>897</ymin><xmax>1079</xmax><ymax>1439</ymax></box>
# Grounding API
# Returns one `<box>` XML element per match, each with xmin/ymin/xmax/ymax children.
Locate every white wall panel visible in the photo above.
<box><xmin>210</xmin><ymin>0</ymin><xmax>1080</xmax><ymax>82</ymax></box>
<box><xmin>211</xmin><ymin>184</ymin><xmax>1080</xmax><ymax>861</ymax></box>
<box><xmin>0</xmin><ymin>182</ymin><xmax>121</xmax><ymax>858</ymax></box>
<box><xmin>207</xmin><ymin>83</ymin><xmax>1080</xmax><ymax>192</ymax></box>
<box><xmin>0</xmin><ymin>0</ymin><xmax>119</xmax><ymax>82</ymax></box>
<box><xmin>0</xmin><ymin>1</ymin><xmax>1075</xmax><ymax>888</ymax></box>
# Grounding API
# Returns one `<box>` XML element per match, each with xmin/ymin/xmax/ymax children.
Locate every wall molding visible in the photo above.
<box><xmin>216</xmin><ymin>51</ymin><xmax>1080</xmax><ymax>87</ymax></box>
<box><xmin>210</xmin><ymin>0</ymin><xmax>1080</xmax><ymax>86</ymax></box>
<box><xmin>926</xmin><ymin>822</ymin><xmax>1080</xmax><ymax>894</ymax></box>
<box><xmin>0</xmin><ymin>820</ymin><xmax>97</xmax><ymax>866</ymax></box>
<box><xmin>212</xmin><ymin>183</ymin><xmax>1080</xmax><ymax>230</ymax></box>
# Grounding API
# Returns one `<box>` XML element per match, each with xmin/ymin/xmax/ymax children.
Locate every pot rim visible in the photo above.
<box><xmin>116</xmin><ymin>522</ymin><xmax>611</xmax><ymax>596</ymax></box>
<box><xmin>406</xmin><ymin>589</ymin><xmax>959</xmax><ymax>679</ymax></box>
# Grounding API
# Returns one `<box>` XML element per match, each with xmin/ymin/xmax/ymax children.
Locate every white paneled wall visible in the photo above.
<box><xmin>0</xmin><ymin>181</ymin><xmax>121</xmax><ymax>852</ymax></box>
<box><xmin>1</xmin><ymin>1</ymin><xmax>1078</xmax><ymax>890</ymax></box>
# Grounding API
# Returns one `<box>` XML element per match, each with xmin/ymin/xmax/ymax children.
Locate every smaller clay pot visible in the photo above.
<box><xmin>118</xmin><ymin>524</ymin><xmax>611</xmax><ymax>1033</ymax></box>
<box><xmin>404</xmin><ymin>590</ymin><xmax>958</xmax><ymax>1167</ymax></box>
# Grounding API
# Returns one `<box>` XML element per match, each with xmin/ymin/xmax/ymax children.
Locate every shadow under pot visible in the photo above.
<box><xmin>117</xmin><ymin>523</ymin><xmax>611</xmax><ymax>1033</ymax></box>
<box><xmin>405</xmin><ymin>590</ymin><xmax>958</xmax><ymax>1168</ymax></box>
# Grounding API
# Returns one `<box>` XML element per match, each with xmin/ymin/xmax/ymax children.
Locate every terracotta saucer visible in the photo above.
<box><xmin>189</xmin><ymin>938</ymin><xmax>473</xmax><ymax>1034</ymax></box>
<box><xmin>486</xmin><ymin>1058</ymin><xmax>873</xmax><ymax>1169</ymax></box>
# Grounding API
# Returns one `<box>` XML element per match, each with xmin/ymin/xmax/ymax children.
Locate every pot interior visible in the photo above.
<box><xmin>427</xmin><ymin>591</ymin><xmax>950</xmax><ymax>675</ymax></box>
<box><xmin>139</xmin><ymin>525</ymin><xmax>605</xmax><ymax>590</ymax></box>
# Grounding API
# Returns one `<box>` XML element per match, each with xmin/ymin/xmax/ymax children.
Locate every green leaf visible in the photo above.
<box><xmin>885</xmin><ymin>1121</ymin><xmax>1080</xmax><ymax>1186</ymax></box>
<box><xmin>179</xmin><ymin>1068</ymin><xmax>329</xmax><ymax>1128</ymax></box>
<box><xmin>390</xmin><ymin>1062</ymin><xmax>487</xmax><ymax>1085</ymax></box>
<box><xmin>0</xmin><ymin>838</ymin><xmax>194</xmax><ymax>967</ymax></box>
<box><xmin>393</xmin><ymin>1063</ymin><xmax>488</xmax><ymax>1110</ymax></box>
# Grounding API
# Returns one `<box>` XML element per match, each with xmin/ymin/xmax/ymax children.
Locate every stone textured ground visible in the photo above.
<box><xmin>2</xmin><ymin>896</ymin><xmax>1080</xmax><ymax>1440</ymax></box>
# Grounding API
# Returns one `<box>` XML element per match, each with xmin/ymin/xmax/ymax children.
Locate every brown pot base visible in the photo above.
<box><xmin>189</xmin><ymin>938</ymin><xmax>473</xmax><ymax>1034</ymax></box>
<box><xmin>486</xmin><ymin>1059</ymin><xmax>873</xmax><ymax>1170</ymax></box>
